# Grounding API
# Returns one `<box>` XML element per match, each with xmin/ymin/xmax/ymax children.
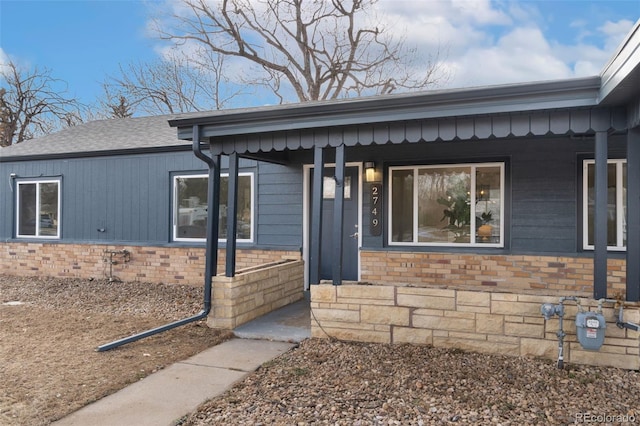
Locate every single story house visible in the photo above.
<box><xmin>2</xmin><ymin>20</ymin><xmax>639</xmax><ymax>369</ymax></box>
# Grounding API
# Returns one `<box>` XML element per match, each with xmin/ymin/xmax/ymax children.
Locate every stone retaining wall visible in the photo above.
<box><xmin>311</xmin><ymin>283</ymin><xmax>640</xmax><ymax>370</ymax></box>
<box><xmin>207</xmin><ymin>259</ymin><xmax>304</xmax><ymax>329</ymax></box>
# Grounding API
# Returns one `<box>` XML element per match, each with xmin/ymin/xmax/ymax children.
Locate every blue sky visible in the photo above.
<box><xmin>1</xmin><ymin>0</ymin><xmax>638</xmax><ymax>112</ymax></box>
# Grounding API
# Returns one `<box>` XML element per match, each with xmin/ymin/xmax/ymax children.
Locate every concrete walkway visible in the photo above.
<box><xmin>53</xmin><ymin>300</ymin><xmax>310</xmax><ymax>426</ymax></box>
<box><xmin>53</xmin><ymin>338</ymin><xmax>296</xmax><ymax>426</ymax></box>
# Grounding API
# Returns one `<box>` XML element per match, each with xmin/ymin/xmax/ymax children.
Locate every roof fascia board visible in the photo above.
<box><xmin>0</xmin><ymin>144</ymin><xmax>191</xmax><ymax>163</ymax></box>
<box><xmin>600</xmin><ymin>20</ymin><xmax>640</xmax><ymax>103</ymax></box>
<box><xmin>170</xmin><ymin>77</ymin><xmax>601</xmax><ymax>140</ymax></box>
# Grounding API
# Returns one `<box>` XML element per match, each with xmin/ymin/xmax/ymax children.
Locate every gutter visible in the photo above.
<box><xmin>97</xmin><ymin>125</ymin><xmax>220</xmax><ymax>352</ymax></box>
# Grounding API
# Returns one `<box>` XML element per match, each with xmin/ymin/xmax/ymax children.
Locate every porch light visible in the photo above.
<box><xmin>364</xmin><ymin>161</ymin><xmax>377</xmax><ymax>183</ymax></box>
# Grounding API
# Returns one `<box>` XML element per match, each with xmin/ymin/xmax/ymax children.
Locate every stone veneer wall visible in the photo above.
<box><xmin>361</xmin><ymin>251</ymin><xmax>627</xmax><ymax>296</ymax></box>
<box><xmin>310</xmin><ymin>284</ymin><xmax>640</xmax><ymax>370</ymax></box>
<box><xmin>207</xmin><ymin>259</ymin><xmax>304</xmax><ymax>329</ymax></box>
<box><xmin>0</xmin><ymin>242</ymin><xmax>300</xmax><ymax>285</ymax></box>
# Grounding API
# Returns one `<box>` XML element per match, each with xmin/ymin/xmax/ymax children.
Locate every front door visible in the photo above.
<box><xmin>309</xmin><ymin>166</ymin><xmax>359</xmax><ymax>281</ymax></box>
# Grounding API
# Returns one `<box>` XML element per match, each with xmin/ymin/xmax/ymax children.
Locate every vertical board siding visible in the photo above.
<box><xmin>0</xmin><ymin>151</ymin><xmax>299</xmax><ymax>248</ymax></box>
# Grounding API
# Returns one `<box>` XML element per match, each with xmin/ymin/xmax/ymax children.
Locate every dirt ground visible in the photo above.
<box><xmin>0</xmin><ymin>276</ymin><xmax>231</xmax><ymax>426</ymax></box>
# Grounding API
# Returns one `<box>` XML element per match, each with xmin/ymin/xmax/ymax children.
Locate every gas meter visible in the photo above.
<box><xmin>575</xmin><ymin>312</ymin><xmax>606</xmax><ymax>351</ymax></box>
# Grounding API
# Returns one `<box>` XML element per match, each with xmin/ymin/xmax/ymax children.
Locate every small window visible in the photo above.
<box><xmin>173</xmin><ymin>173</ymin><xmax>254</xmax><ymax>242</ymax></box>
<box><xmin>16</xmin><ymin>179</ymin><xmax>61</xmax><ymax>239</ymax></box>
<box><xmin>583</xmin><ymin>159</ymin><xmax>626</xmax><ymax>250</ymax></box>
<box><xmin>389</xmin><ymin>163</ymin><xmax>504</xmax><ymax>247</ymax></box>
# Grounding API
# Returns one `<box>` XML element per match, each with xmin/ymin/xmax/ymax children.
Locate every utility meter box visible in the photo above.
<box><xmin>576</xmin><ymin>312</ymin><xmax>606</xmax><ymax>351</ymax></box>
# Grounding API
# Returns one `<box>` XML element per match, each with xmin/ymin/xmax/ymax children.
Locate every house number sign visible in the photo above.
<box><xmin>369</xmin><ymin>183</ymin><xmax>382</xmax><ymax>236</ymax></box>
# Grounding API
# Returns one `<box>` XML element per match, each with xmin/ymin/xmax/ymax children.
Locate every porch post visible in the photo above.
<box><xmin>594</xmin><ymin>131</ymin><xmax>608</xmax><ymax>300</ymax></box>
<box><xmin>627</xmin><ymin>127</ymin><xmax>640</xmax><ymax>301</ymax></box>
<box><xmin>309</xmin><ymin>145</ymin><xmax>324</xmax><ymax>285</ymax></box>
<box><xmin>225</xmin><ymin>152</ymin><xmax>239</xmax><ymax>277</ymax></box>
<box><xmin>332</xmin><ymin>144</ymin><xmax>346</xmax><ymax>285</ymax></box>
<box><xmin>208</xmin><ymin>154</ymin><xmax>222</xmax><ymax>277</ymax></box>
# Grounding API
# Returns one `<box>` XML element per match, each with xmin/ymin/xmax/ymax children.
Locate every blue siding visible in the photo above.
<box><xmin>255</xmin><ymin>162</ymin><xmax>303</xmax><ymax>248</ymax></box>
<box><xmin>0</xmin><ymin>132</ymin><xmax>626</xmax><ymax>257</ymax></box>
<box><xmin>354</xmin><ymin>135</ymin><xmax>627</xmax><ymax>255</ymax></box>
<box><xmin>0</xmin><ymin>151</ymin><xmax>302</xmax><ymax>250</ymax></box>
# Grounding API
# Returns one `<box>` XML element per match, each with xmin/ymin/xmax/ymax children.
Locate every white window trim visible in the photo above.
<box><xmin>16</xmin><ymin>179</ymin><xmax>61</xmax><ymax>239</ymax></box>
<box><xmin>172</xmin><ymin>172</ymin><xmax>254</xmax><ymax>243</ymax></box>
<box><xmin>582</xmin><ymin>159</ymin><xmax>626</xmax><ymax>251</ymax></box>
<box><xmin>388</xmin><ymin>162</ymin><xmax>505</xmax><ymax>248</ymax></box>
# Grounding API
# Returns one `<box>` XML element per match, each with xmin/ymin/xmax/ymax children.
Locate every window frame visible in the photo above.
<box><xmin>172</xmin><ymin>172</ymin><xmax>254</xmax><ymax>243</ymax></box>
<box><xmin>582</xmin><ymin>158</ymin><xmax>626</xmax><ymax>251</ymax></box>
<box><xmin>15</xmin><ymin>178</ymin><xmax>62</xmax><ymax>239</ymax></box>
<box><xmin>388</xmin><ymin>162</ymin><xmax>505</xmax><ymax>248</ymax></box>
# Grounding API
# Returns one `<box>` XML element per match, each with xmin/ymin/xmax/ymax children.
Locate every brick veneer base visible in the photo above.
<box><xmin>311</xmin><ymin>283</ymin><xmax>640</xmax><ymax>370</ymax></box>
<box><xmin>361</xmin><ymin>250</ymin><xmax>627</xmax><ymax>297</ymax></box>
<box><xmin>0</xmin><ymin>242</ymin><xmax>300</xmax><ymax>286</ymax></box>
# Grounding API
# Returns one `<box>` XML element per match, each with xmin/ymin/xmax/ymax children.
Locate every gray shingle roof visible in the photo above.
<box><xmin>0</xmin><ymin>114</ymin><xmax>188</xmax><ymax>160</ymax></box>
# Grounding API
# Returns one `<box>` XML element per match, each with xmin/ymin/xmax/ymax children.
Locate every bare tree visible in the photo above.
<box><xmin>101</xmin><ymin>49</ymin><xmax>247</xmax><ymax>115</ymax></box>
<box><xmin>0</xmin><ymin>61</ymin><xmax>83</xmax><ymax>146</ymax></box>
<box><xmin>152</xmin><ymin>0</ymin><xmax>446</xmax><ymax>103</ymax></box>
<box><xmin>108</xmin><ymin>95</ymin><xmax>135</xmax><ymax>118</ymax></box>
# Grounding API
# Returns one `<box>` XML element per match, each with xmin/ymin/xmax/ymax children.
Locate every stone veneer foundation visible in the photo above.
<box><xmin>0</xmin><ymin>242</ymin><xmax>300</xmax><ymax>285</ymax></box>
<box><xmin>312</xmin><ymin>251</ymin><xmax>638</xmax><ymax>370</ymax></box>
<box><xmin>310</xmin><ymin>283</ymin><xmax>640</xmax><ymax>370</ymax></box>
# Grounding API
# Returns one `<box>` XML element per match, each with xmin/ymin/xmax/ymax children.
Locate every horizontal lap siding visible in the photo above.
<box><xmin>510</xmin><ymin>143</ymin><xmax>578</xmax><ymax>253</ymax></box>
<box><xmin>352</xmin><ymin>135</ymin><xmax>627</xmax><ymax>254</ymax></box>
<box><xmin>256</xmin><ymin>162</ymin><xmax>303</xmax><ymax>248</ymax></box>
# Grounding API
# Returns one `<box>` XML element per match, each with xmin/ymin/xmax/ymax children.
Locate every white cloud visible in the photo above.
<box><xmin>443</xmin><ymin>26</ymin><xmax>573</xmax><ymax>88</ymax></box>
<box><xmin>148</xmin><ymin>0</ymin><xmax>638</xmax><ymax>93</ymax></box>
<box><xmin>375</xmin><ymin>1</ymin><xmax>637</xmax><ymax>89</ymax></box>
<box><xmin>599</xmin><ymin>19</ymin><xmax>636</xmax><ymax>51</ymax></box>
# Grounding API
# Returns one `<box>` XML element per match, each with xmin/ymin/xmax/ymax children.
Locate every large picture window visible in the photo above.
<box><xmin>583</xmin><ymin>159</ymin><xmax>626</xmax><ymax>250</ymax></box>
<box><xmin>16</xmin><ymin>179</ymin><xmax>61</xmax><ymax>239</ymax></box>
<box><xmin>389</xmin><ymin>163</ymin><xmax>504</xmax><ymax>247</ymax></box>
<box><xmin>173</xmin><ymin>173</ymin><xmax>253</xmax><ymax>242</ymax></box>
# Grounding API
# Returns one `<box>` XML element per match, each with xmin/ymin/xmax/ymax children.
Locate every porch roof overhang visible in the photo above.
<box><xmin>168</xmin><ymin>77</ymin><xmax>627</xmax><ymax>156</ymax></box>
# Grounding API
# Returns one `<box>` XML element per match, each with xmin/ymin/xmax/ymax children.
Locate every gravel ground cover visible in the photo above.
<box><xmin>180</xmin><ymin>338</ymin><xmax>640</xmax><ymax>425</ymax></box>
